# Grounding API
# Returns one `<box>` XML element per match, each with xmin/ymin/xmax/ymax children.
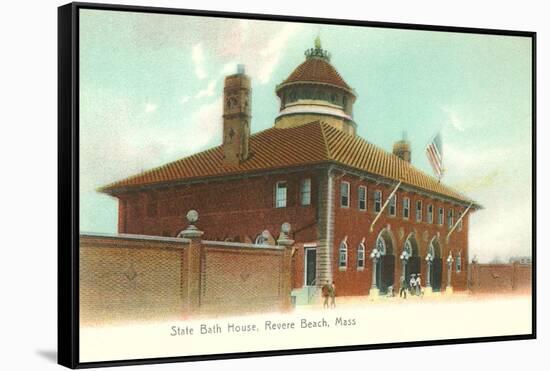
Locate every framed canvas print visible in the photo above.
<box><xmin>58</xmin><ymin>2</ymin><xmax>536</xmax><ymax>368</ymax></box>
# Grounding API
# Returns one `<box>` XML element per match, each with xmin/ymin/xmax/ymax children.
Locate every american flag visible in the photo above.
<box><xmin>426</xmin><ymin>132</ymin><xmax>444</xmax><ymax>180</ymax></box>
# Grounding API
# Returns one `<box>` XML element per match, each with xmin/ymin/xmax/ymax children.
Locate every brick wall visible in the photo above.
<box><xmin>200</xmin><ymin>242</ymin><xmax>290</xmax><ymax>314</ymax></box>
<box><xmin>80</xmin><ymin>234</ymin><xmax>188</xmax><ymax>324</ymax></box>
<box><xmin>80</xmin><ymin>232</ymin><xmax>293</xmax><ymax>324</ymax></box>
<box><xmin>469</xmin><ymin>263</ymin><xmax>532</xmax><ymax>294</ymax></box>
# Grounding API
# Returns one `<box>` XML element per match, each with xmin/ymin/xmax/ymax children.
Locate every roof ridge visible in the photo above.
<box><xmin>320</xmin><ymin>124</ymin><xmax>473</xmax><ymax>202</ymax></box>
<box><xmin>280</xmin><ymin>57</ymin><xmax>353</xmax><ymax>92</ymax></box>
<box><xmin>318</xmin><ymin>121</ymin><xmax>333</xmax><ymax>159</ymax></box>
<box><xmin>99</xmin><ymin>126</ymin><xmax>280</xmax><ymax>192</ymax></box>
<box><xmin>101</xmin><ymin>120</ymin><xmax>476</xmax><ymax>206</ymax></box>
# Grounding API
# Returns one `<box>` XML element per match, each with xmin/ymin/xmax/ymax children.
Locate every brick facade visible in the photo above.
<box><xmin>331</xmin><ymin>173</ymin><xmax>470</xmax><ymax>296</ymax></box>
<box><xmin>113</xmin><ymin>166</ymin><xmax>472</xmax><ymax>298</ymax></box>
<box><xmin>118</xmin><ymin>170</ymin><xmax>320</xmax><ymax>244</ymax></box>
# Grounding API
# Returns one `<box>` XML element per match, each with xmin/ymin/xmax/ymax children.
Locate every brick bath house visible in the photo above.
<box><xmin>101</xmin><ymin>39</ymin><xmax>480</xmax><ymax>304</ymax></box>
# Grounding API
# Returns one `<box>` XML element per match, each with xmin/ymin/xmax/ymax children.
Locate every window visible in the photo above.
<box><xmin>403</xmin><ymin>197</ymin><xmax>410</xmax><ymax>219</ymax></box>
<box><xmin>300</xmin><ymin>178</ymin><xmax>311</xmax><ymax>206</ymax></box>
<box><xmin>457</xmin><ymin>209</ymin><xmax>463</xmax><ymax>231</ymax></box>
<box><xmin>456</xmin><ymin>251</ymin><xmax>462</xmax><ymax>272</ymax></box>
<box><xmin>340</xmin><ymin>181</ymin><xmax>350</xmax><ymax>208</ymax></box>
<box><xmin>275</xmin><ymin>181</ymin><xmax>287</xmax><ymax>208</ymax></box>
<box><xmin>357</xmin><ymin>243</ymin><xmax>365</xmax><ymax>269</ymax></box>
<box><xmin>427</xmin><ymin>204</ymin><xmax>434</xmax><ymax>224</ymax></box>
<box><xmin>374</xmin><ymin>190</ymin><xmax>382</xmax><ymax>212</ymax></box>
<box><xmin>447</xmin><ymin>209</ymin><xmax>454</xmax><ymax>228</ymax></box>
<box><xmin>416</xmin><ymin>200</ymin><xmax>422</xmax><ymax>222</ymax></box>
<box><xmin>358</xmin><ymin>186</ymin><xmax>367</xmax><ymax>211</ymax></box>
<box><xmin>388</xmin><ymin>194</ymin><xmax>396</xmax><ymax>216</ymax></box>
<box><xmin>438</xmin><ymin>207</ymin><xmax>444</xmax><ymax>225</ymax></box>
<box><xmin>339</xmin><ymin>241</ymin><xmax>348</xmax><ymax>269</ymax></box>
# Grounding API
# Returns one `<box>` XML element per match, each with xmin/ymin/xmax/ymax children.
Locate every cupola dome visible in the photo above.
<box><xmin>274</xmin><ymin>37</ymin><xmax>357</xmax><ymax>135</ymax></box>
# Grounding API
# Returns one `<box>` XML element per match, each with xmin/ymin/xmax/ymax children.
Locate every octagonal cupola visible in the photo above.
<box><xmin>274</xmin><ymin>37</ymin><xmax>357</xmax><ymax>135</ymax></box>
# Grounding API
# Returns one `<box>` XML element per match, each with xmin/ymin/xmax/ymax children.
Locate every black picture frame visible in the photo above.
<box><xmin>58</xmin><ymin>2</ymin><xmax>537</xmax><ymax>368</ymax></box>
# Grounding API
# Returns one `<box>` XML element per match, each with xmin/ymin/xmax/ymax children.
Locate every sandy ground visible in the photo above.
<box><xmin>80</xmin><ymin>293</ymin><xmax>532</xmax><ymax>363</ymax></box>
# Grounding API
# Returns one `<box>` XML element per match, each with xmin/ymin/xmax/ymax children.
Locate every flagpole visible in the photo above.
<box><xmin>370</xmin><ymin>180</ymin><xmax>402</xmax><ymax>233</ymax></box>
<box><xmin>446</xmin><ymin>201</ymin><xmax>473</xmax><ymax>242</ymax></box>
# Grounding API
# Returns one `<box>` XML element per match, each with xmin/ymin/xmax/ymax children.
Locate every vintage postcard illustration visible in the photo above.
<box><xmin>74</xmin><ymin>6</ymin><xmax>534</xmax><ymax>365</ymax></box>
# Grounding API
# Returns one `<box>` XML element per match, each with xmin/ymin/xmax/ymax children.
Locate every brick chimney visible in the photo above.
<box><xmin>393</xmin><ymin>132</ymin><xmax>411</xmax><ymax>163</ymax></box>
<box><xmin>222</xmin><ymin>64</ymin><xmax>251</xmax><ymax>165</ymax></box>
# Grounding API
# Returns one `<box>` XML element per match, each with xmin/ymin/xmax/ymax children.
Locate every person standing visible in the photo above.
<box><xmin>416</xmin><ymin>274</ymin><xmax>422</xmax><ymax>296</ymax></box>
<box><xmin>399</xmin><ymin>275</ymin><xmax>407</xmax><ymax>298</ymax></box>
<box><xmin>321</xmin><ymin>280</ymin><xmax>330</xmax><ymax>308</ymax></box>
<box><xmin>329</xmin><ymin>281</ymin><xmax>336</xmax><ymax>308</ymax></box>
<box><xmin>409</xmin><ymin>274</ymin><xmax>416</xmax><ymax>296</ymax></box>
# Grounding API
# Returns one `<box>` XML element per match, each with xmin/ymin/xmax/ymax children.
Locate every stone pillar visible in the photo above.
<box><xmin>179</xmin><ymin>210</ymin><xmax>204</xmax><ymax>315</ymax></box>
<box><xmin>446</xmin><ymin>252</ymin><xmax>454</xmax><ymax>294</ymax></box>
<box><xmin>400</xmin><ymin>250</ymin><xmax>410</xmax><ymax>285</ymax></box>
<box><xmin>369</xmin><ymin>248</ymin><xmax>381</xmax><ymax>297</ymax></box>
<box><xmin>277</xmin><ymin>222</ymin><xmax>295</xmax><ymax>311</ymax></box>
<box><xmin>315</xmin><ymin>170</ymin><xmax>335</xmax><ymax>287</ymax></box>
<box><xmin>425</xmin><ymin>253</ymin><xmax>433</xmax><ymax>295</ymax></box>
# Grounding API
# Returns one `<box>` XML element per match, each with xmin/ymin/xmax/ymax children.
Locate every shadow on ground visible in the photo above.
<box><xmin>36</xmin><ymin>350</ymin><xmax>57</xmax><ymax>363</ymax></box>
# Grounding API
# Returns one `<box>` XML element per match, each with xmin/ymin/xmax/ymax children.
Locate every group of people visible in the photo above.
<box><xmin>321</xmin><ymin>281</ymin><xmax>336</xmax><ymax>308</ymax></box>
<box><xmin>398</xmin><ymin>273</ymin><xmax>423</xmax><ymax>298</ymax></box>
<box><xmin>320</xmin><ymin>274</ymin><xmax>422</xmax><ymax>305</ymax></box>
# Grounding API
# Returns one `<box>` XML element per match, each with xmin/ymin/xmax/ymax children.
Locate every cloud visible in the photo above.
<box><xmin>256</xmin><ymin>23</ymin><xmax>301</xmax><ymax>84</ymax></box>
<box><xmin>145</xmin><ymin>103</ymin><xmax>158</xmax><ymax>113</ymax></box>
<box><xmin>191</xmin><ymin>43</ymin><xmax>207</xmax><ymax>80</ymax></box>
<box><xmin>180</xmin><ymin>95</ymin><xmax>190</xmax><ymax>104</ymax></box>
<box><xmin>441</xmin><ymin>106</ymin><xmax>465</xmax><ymax>132</ymax></box>
<box><xmin>442</xmin><ymin>132</ymin><xmax>532</xmax><ymax>263</ymax></box>
<box><xmin>195</xmin><ymin>80</ymin><xmax>217</xmax><ymax>99</ymax></box>
<box><xmin>221</xmin><ymin>62</ymin><xmax>237</xmax><ymax>76</ymax></box>
<box><xmin>202</xmin><ymin>20</ymin><xmax>303</xmax><ymax>85</ymax></box>
<box><xmin>186</xmin><ymin>98</ymin><xmax>223</xmax><ymax>149</ymax></box>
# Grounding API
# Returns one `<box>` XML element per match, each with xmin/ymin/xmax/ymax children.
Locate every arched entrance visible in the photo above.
<box><xmin>403</xmin><ymin>235</ymin><xmax>420</xmax><ymax>282</ymax></box>
<box><xmin>428</xmin><ymin>238</ymin><xmax>443</xmax><ymax>292</ymax></box>
<box><xmin>376</xmin><ymin>230</ymin><xmax>395</xmax><ymax>294</ymax></box>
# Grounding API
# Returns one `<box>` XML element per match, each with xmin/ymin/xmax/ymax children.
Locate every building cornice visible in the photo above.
<box><xmin>275</xmin><ymin>80</ymin><xmax>357</xmax><ymax>98</ymax></box>
<box><xmin>104</xmin><ymin>161</ymin><xmax>480</xmax><ymax>210</ymax></box>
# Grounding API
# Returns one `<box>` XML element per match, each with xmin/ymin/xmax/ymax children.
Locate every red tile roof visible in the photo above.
<box><xmin>279</xmin><ymin>57</ymin><xmax>353</xmax><ymax>92</ymax></box>
<box><xmin>101</xmin><ymin>121</ymin><xmax>475</xmax><ymax>206</ymax></box>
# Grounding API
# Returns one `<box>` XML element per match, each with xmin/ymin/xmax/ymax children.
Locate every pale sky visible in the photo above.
<box><xmin>79</xmin><ymin>9</ymin><xmax>533</xmax><ymax>263</ymax></box>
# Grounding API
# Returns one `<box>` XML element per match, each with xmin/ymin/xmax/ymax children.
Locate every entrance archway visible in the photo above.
<box><xmin>403</xmin><ymin>234</ymin><xmax>420</xmax><ymax>283</ymax></box>
<box><xmin>376</xmin><ymin>229</ymin><xmax>395</xmax><ymax>294</ymax></box>
<box><xmin>428</xmin><ymin>238</ymin><xmax>443</xmax><ymax>292</ymax></box>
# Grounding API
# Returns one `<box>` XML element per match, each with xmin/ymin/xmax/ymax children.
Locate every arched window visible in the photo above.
<box><xmin>339</xmin><ymin>240</ymin><xmax>348</xmax><ymax>269</ymax></box>
<box><xmin>255</xmin><ymin>233</ymin><xmax>268</xmax><ymax>245</ymax></box>
<box><xmin>376</xmin><ymin>236</ymin><xmax>386</xmax><ymax>255</ymax></box>
<box><xmin>357</xmin><ymin>243</ymin><xmax>365</xmax><ymax>269</ymax></box>
<box><xmin>428</xmin><ymin>238</ymin><xmax>441</xmax><ymax>258</ymax></box>
<box><xmin>404</xmin><ymin>239</ymin><xmax>412</xmax><ymax>256</ymax></box>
